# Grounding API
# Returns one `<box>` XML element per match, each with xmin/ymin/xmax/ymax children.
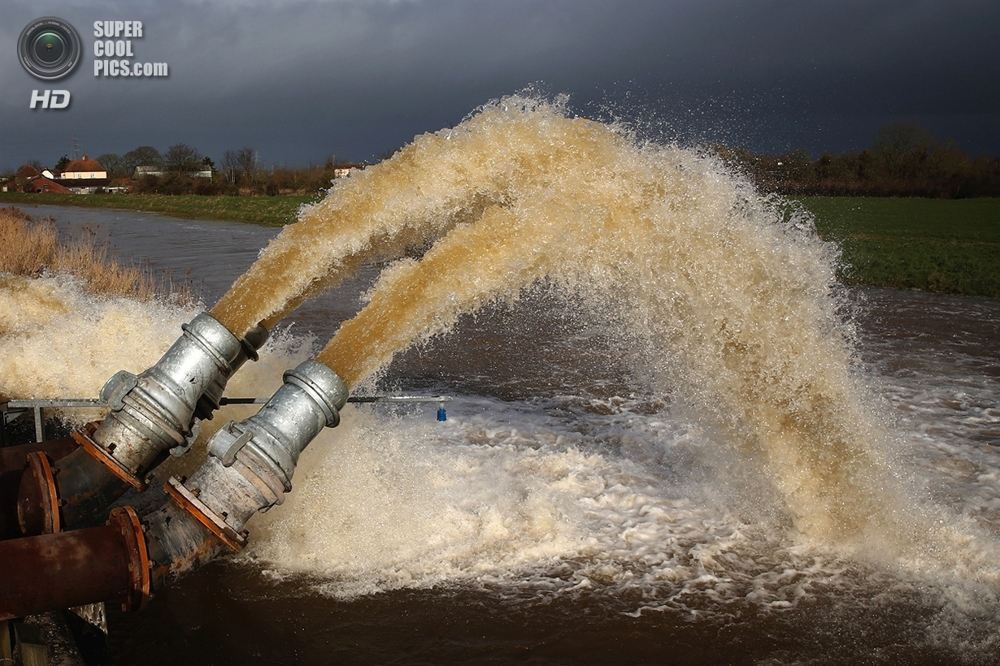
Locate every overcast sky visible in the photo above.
<box><xmin>1</xmin><ymin>0</ymin><xmax>997</xmax><ymax>171</ymax></box>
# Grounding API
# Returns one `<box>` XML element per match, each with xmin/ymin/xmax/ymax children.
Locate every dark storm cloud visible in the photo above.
<box><xmin>1</xmin><ymin>0</ymin><xmax>997</xmax><ymax>171</ymax></box>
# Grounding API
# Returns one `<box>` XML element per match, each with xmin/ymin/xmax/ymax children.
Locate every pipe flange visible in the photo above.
<box><xmin>17</xmin><ymin>451</ymin><xmax>61</xmax><ymax>535</ymax></box>
<box><xmin>163</xmin><ymin>476</ymin><xmax>248</xmax><ymax>552</ymax></box>
<box><xmin>208</xmin><ymin>420</ymin><xmax>296</xmax><ymax>491</ymax></box>
<box><xmin>239</xmin><ymin>322</ymin><xmax>269</xmax><ymax>364</ymax></box>
<box><xmin>73</xmin><ymin>422</ymin><xmax>148</xmax><ymax>492</ymax></box>
<box><xmin>107</xmin><ymin>506</ymin><xmax>151</xmax><ymax>612</ymax></box>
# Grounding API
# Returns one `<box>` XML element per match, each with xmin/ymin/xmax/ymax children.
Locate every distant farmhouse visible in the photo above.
<box><xmin>61</xmin><ymin>155</ymin><xmax>107</xmax><ymax>180</ymax></box>
<box><xmin>2</xmin><ymin>156</ymin><xmax>128</xmax><ymax>194</ymax></box>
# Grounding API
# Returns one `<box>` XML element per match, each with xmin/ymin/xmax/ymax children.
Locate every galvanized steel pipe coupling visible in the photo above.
<box><xmin>78</xmin><ymin>313</ymin><xmax>268</xmax><ymax>491</ymax></box>
<box><xmin>158</xmin><ymin>360</ymin><xmax>347</xmax><ymax>558</ymax></box>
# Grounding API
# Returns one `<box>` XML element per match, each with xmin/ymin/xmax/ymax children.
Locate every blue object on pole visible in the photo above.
<box><xmin>437</xmin><ymin>407</ymin><xmax>447</xmax><ymax>422</ymax></box>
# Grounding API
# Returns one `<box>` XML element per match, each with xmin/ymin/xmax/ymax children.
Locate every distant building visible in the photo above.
<box><xmin>7</xmin><ymin>160</ymin><xmax>111</xmax><ymax>194</ymax></box>
<box><xmin>15</xmin><ymin>164</ymin><xmax>41</xmax><ymax>179</ymax></box>
<box><xmin>1</xmin><ymin>165</ymin><xmax>41</xmax><ymax>192</ymax></box>
<box><xmin>134</xmin><ymin>165</ymin><xmax>165</xmax><ymax>178</ymax></box>
<box><xmin>23</xmin><ymin>175</ymin><xmax>74</xmax><ymax>194</ymax></box>
<box><xmin>61</xmin><ymin>155</ymin><xmax>107</xmax><ymax>180</ymax></box>
<box><xmin>333</xmin><ymin>163</ymin><xmax>363</xmax><ymax>178</ymax></box>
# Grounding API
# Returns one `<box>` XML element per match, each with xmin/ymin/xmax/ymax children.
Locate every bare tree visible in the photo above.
<box><xmin>235</xmin><ymin>147</ymin><xmax>260</xmax><ymax>185</ymax></box>
<box><xmin>872</xmin><ymin>121</ymin><xmax>937</xmax><ymax>181</ymax></box>
<box><xmin>97</xmin><ymin>153</ymin><xmax>128</xmax><ymax>178</ymax></box>
<box><xmin>164</xmin><ymin>143</ymin><xmax>203</xmax><ymax>173</ymax></box>
<box><xmin>123</xmin><ymin>146</ymin><xmax>163</xmax><ymax>174</ymax></box>
<box><xmin>220</xmin><ymin>150</ymin><xmax>241</xmax><ymax>185</ymax></box>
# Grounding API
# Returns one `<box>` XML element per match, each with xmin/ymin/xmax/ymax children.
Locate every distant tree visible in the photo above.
<box><xmin>55</xmin><ymin>155</ymin><xmax>70</xmax><ymax>170</ymax></box>
<box><xmin>220</xmin><ymin>150</ymin><xmax>240</xmax><ymax>186</ymax></box>
<box><xmin>219</xmin><ymin>148</ymin><xmax>260</xmax><ymax>188</ymax></box>
<box><xmin>201</xmin><ymin>155</ymin><xmax>215</xmax><ymax>172</ymax></box>
<box><xmin>96</xmin><ymin>153</ymin><xmax>128</xmax><ymax>178</ymax></box>
<box><xmin>871</xmin><ymin>121</ymin><xmax>938</xmax><ymax>181</ymax></box>
<box><xmin>777</xmin><ymin>148</ymin><xmax>814</xmax><ymax>182</ymax></box>
<box><xmin>27</xmin><ymin>159</ymin><xmax>43</xmax><ymax>171</ymax></box>
<box><xmin>123</xmin><ymin>146</ymin><xmax>163</xmax><ymax>174</ymax></box>
<box><xmin>164</xmin><ymin>143</ymin><xmax>203</xmax><ymax>173</ymax></box>
<box><xmin>235</xmin><ymin>147</ymin><xmax>260</xmax><ymax>185</ymax></box>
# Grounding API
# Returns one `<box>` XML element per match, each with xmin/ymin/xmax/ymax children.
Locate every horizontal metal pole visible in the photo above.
<box><xmin>4</xmin><ymin>399</ymin><xmax>102</xmax><ymax>409</ymax></box>
<box><xmin>219</xmin><ymin>395</ymin><xmax>451</xmax><ymax>405</ymax></box>
<box><xmin>3</xmin><ymin>396</ymin><xmax>452</xmax><ymax>408</ymax></box>
<box><xmin>1</xmin><ymin>394</ymin><xmax>453</xmax><ymax>445</ymax></box>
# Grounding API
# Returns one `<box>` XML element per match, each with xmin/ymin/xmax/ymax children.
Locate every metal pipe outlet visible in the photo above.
<box><xmin>149</xmin><ymin>360</ymin><xmax>348</xmax><ymax>584</ymax></box>
<box><xmin>14</xmin><ymin>314</ymin><xmax>268</xmax><ymax>536</ymax></box>
<box><xmin>0</xmin><ymin>361</ymin><xmax>346</xmax><ymax>620</ymax></box>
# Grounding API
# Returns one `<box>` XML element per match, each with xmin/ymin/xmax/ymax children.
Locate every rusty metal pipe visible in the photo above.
<box><xmin>0</xmin><ymin>361</ymin><xmax>348</xmax><ymax>620</ymax></box>
<box><xmin>0</xmin><ymin>437</ymin><xmax>79</xmax><ymax>476</ymax></box>
<box><xmin>14</xmin><ymin>315</ymin><xmax>268</xmax><ymax>536</ymax></box>
<box><xmin>0</xmin><ymin>507</ymin><xmax>149</xmax><ymax>621</ymax></box>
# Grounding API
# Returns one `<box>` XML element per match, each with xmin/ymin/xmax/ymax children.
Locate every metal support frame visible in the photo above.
<box><xmin>0</xmin><ymin>395</ymin><xmax>452</xmax><ymax>445</ymax></box>
<box><xmin>1</xmin><ymin>400</ymin><xmax>101</xmax><ymax>444</ymax></box>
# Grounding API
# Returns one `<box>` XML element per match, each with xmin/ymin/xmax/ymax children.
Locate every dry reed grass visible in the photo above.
<box><xmin>0</xmin><ymin>206</ymin><xmax>194</xmax><ymax>303</ymax></box>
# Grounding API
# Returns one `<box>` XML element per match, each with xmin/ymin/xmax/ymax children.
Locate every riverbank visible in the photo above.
<box><xmin>1</xmin><ymin>193</ymin><xmax>997</xmax><ymax>297</ymax></box>
<box><xmin>0</xmin><ymin>192</ymin><xmax>314</xmax><ymax>227</ymax></box>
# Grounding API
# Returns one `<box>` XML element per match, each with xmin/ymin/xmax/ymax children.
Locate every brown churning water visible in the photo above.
<box><xmin>212</xmin><ymin>95</ymin><xmax>994</xmax><ymax>573</ymax></box>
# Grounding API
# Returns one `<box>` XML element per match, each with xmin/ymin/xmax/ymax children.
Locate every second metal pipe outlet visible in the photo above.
<box><xmin>151</xmin><ymin>360</ymin><xmax>348</xmax><ymax>577</ymax></box>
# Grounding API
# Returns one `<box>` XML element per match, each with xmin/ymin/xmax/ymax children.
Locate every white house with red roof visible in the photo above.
<box><xmin>60</xmin><ymin>155</ymin><xmax>107</xmax><ymax>180</ymax></box>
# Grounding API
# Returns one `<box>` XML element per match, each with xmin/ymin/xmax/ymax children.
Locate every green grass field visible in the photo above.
<box><xmin>0</xmin><ymin>192</ymin><xmax>315</xmax><ymax>227</ymax></box>
<box><xmin>795</xmin><ymin>197</ymin><xmax>1000</xmax><ymax>298</ymax></box>
<box><xmin>2</xmin><ymin>192</ymin><xmax>998</xmax><ymax>297</ymax></box>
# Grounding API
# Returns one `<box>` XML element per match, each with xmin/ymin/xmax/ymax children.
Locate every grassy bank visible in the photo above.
<box><xmin>797</xmin><ymin>197</ymin><xmax>1000</xmax><ymax>298</ymax></box>
<box><xmin>0</xmin><ymin>207</ymin><xmax>191</xmax><ymax>302</ymax></box>
<box><xmin>2</xmin><ymin>192</ymin><xmax>997</xmax><ymax>297</ymax></box>
<box><xmin>0</xmin><ymin>192</ymin><xmax>315</xmax><ymax>227</ymax></box>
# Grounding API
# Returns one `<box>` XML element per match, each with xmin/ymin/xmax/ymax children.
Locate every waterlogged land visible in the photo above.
<box><xmin>1</xmin><ymin>191</ymin><xmax>997</xmax><ymax>297</ymax></box>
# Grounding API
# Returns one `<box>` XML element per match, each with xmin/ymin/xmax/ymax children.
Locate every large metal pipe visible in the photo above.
<box><xmin>85</xmin><ymin>313</ymin><xmax>266</xmax><ymax>475</ymax></box>
<box><xmin>14</xmin><ymin>314</ymin><xmax>268</xmax><ymax>536</ymax></box>
<box><xmin>0</xmin><ymin>438</ymin><xmax>79</xmax><ymax>477</ymax></box>
<box><xmin>0</xmin><ymin>506</ymin><xmax>149</xmax><ymax>621</ymax></box>
<box><xmin>0</xmin><ymin>360</ymin><xmax>348</xmax><ymax>620</ymax></box>
<box><xmin>147</xmin><ymin>360</ymin><xmax>348</xmax><ymax>585</ymax></box>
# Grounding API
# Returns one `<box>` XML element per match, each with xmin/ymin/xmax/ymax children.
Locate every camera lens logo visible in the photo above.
<box><xmin>18</xmin><ymin>17</ymin><xmax>82</xmax><ymax>80</ymax></box>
